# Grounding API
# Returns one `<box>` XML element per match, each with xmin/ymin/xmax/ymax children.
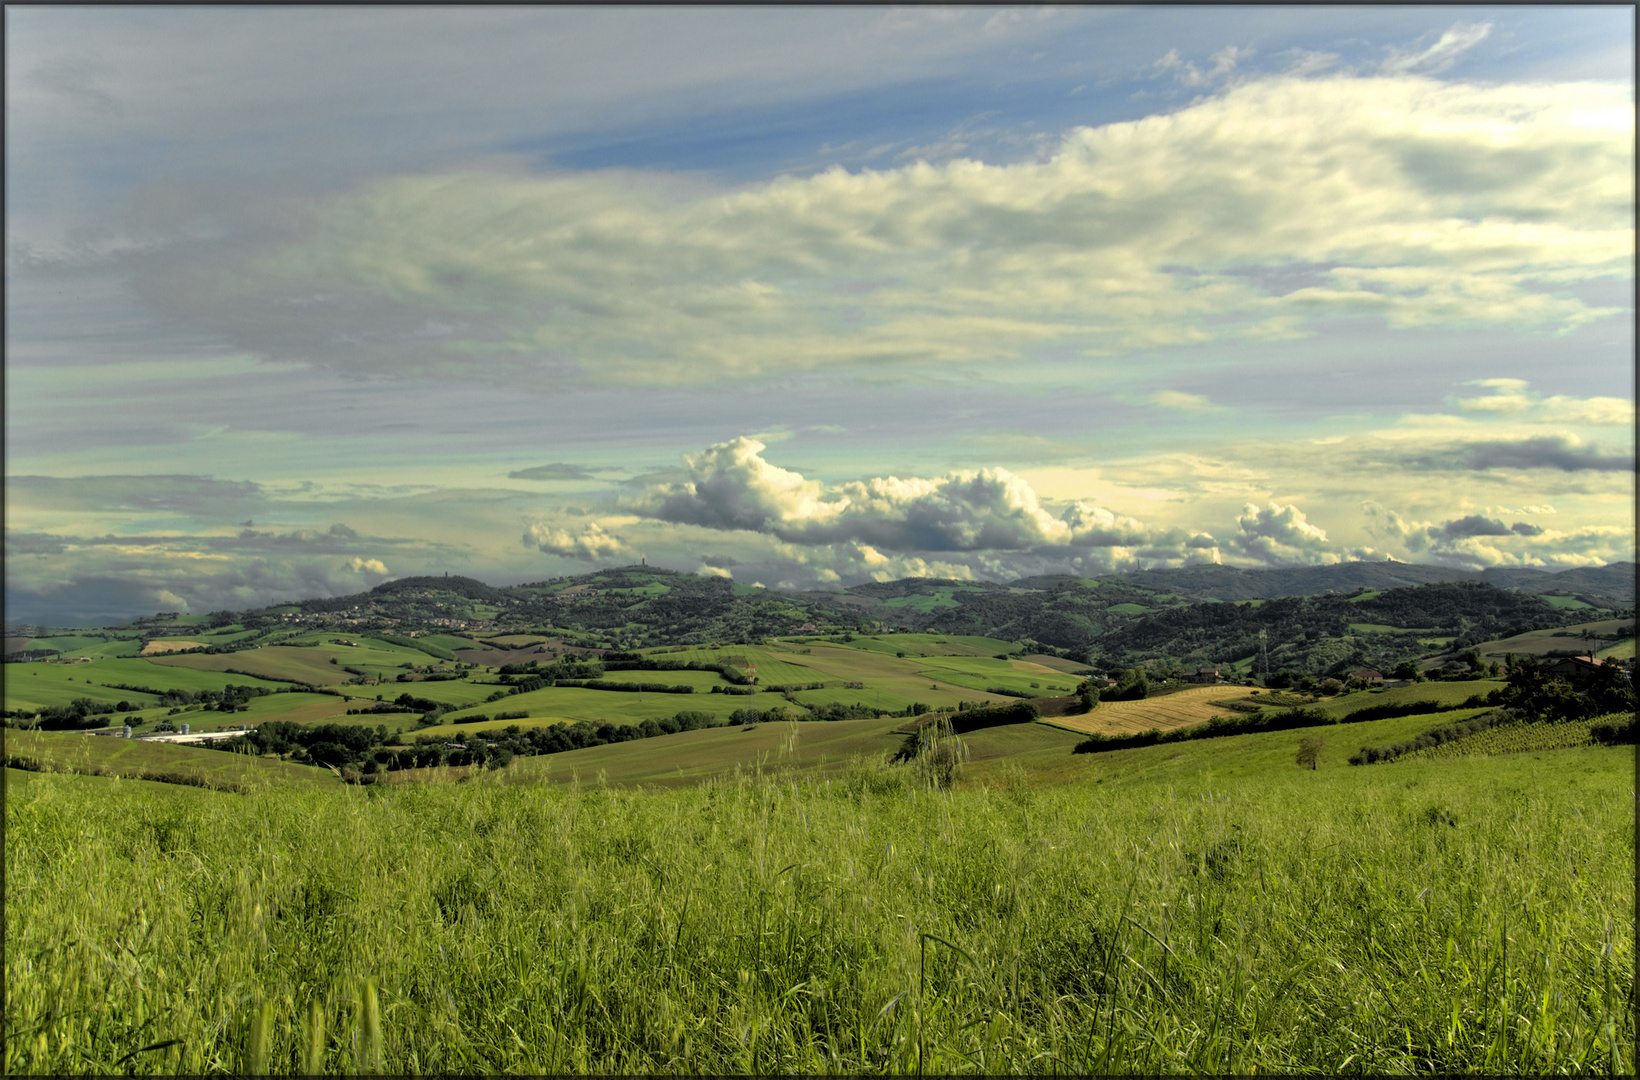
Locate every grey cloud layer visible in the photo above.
<box><xmin>1399</xmin><ymin>436</ymin><xmax>1634</xmax><ymax>473</ymax></box>
<box><xmin>72</xmin><ymin>76</ymin><xmax>1631</xmax><ymax>387</ymax></box>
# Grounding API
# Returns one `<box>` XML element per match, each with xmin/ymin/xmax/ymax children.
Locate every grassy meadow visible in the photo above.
<box><xmin>6</xmin><ymin>728</ymin><xmax>1632</xmax><ymax>1075</ymax></box>
<box><xmin>5</xmin><ymin>626</ymin><xmax>1635</xmax><ymax>1075</ymax></box>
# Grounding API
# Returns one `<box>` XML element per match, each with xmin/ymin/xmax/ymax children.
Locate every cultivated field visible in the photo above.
<box><xmin>139</xmin><ymin>639</ymin><xmax>207</xmax><ymax>655</ymax></box>
<box><xmin>1041</xmin><ymin>684</ymin><xmax>1260</xmax><ymax>736</ymax></box>
<box><xmin>1468</xmin><ymin>618</ymin><xmax>1633</xmax><ymax>661</ymax></box>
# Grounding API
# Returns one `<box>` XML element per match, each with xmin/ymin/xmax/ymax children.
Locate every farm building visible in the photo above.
<box><xmin>1346</xmin><ymin>669</ymin><xmax>1385</xmax><ymax>684</ymax></box>
<box><xmin>1545</xmin><ymin>655</ymin><xmax>1605</xmax><ymax>689</ymax></box>
<box><xmin>1188</xmin><ymin>667</ymin><xmax>1226</xmax><ymax>684</ymax></box>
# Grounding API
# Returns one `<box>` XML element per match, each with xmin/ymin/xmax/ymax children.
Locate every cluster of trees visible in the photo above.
<box><xmin>222</xmin><ymin>720</ymin><xmax>398</xmax><ymax>769</ymax></box>
<box><xmin>1500</xmin><ymin>654</ymin><xmax>1634</xmax><ymax>721</ymax></box>
<box><xmin>17</xmin><ymin>697</ymin><xmax>126</xmax><ymax>730</ymax></box>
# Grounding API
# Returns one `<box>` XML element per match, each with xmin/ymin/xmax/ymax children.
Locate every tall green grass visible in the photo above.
<box><xmin>6</xmin><ymin>745</ymin><xmax>1632</xmax><ymax>1074</ymax></box>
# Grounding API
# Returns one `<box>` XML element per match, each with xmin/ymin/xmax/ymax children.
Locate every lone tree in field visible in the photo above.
<box><xmin>1296</xmin><ymin>734</ymin><xmax>1323</xmax><ymax>770</ymax></box>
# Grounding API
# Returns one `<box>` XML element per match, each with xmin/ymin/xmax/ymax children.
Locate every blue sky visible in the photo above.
<box><xmin>6</xmin><ymin>6</ymin><xmax>1634</xmax><ymax>625</ymax></box>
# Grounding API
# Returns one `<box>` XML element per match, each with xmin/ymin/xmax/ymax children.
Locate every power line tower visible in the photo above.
<box><xmin>1258</xmin><ymin>629</ymin><xmax>1270</xmax><ymax>679</ymax></box>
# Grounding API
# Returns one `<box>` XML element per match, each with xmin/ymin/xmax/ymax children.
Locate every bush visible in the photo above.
<box><xmin>1591</xmin><ymin>714</ymin><xmax>1637</xmax><ymax>745</ymax></box>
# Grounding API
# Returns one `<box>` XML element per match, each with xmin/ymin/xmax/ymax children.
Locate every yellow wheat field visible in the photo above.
<box><xmin>138</xmin><ymin>639</ymin><xmax>206</xmax><ymax>656</ymax></box>
<box><xmin>1043</xmin><ymin>684</ymin><xmax>1260</xmax><ymax>736</ymax></box>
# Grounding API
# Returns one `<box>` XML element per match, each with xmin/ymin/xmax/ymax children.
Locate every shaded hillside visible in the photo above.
<box><xmin>1089</xmin><ymin>581</ymin><xmax>1601</xmax><ymax>676</ymax></box>
<box><xmin>33</xmin><ymin>562</ymin><xmax>1629</xmax><ymax>663</ymax></box>
<box><xmin>1116</xmin><ymin>561</ymin><xmax>1471</xmax><ymax>601</ymax></box>
<box><xmin>1107</xmin><ymin>560</ymin><xmax>1634</xmax><ymax>604</ymax></box>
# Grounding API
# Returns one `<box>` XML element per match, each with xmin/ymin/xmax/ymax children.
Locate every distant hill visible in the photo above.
<box><xmin>1105</xmin><ymin>561</ymin><xmax>1634</xmax><ymax>604</ymax></box>
<box><xmin>13</xmin><ymin>561</ymin><xmax>1629</xmax><ymax>668</ymax></box>
<box><xmin>1479</xmin><ymin>562</ymin><xmax>1635</xmax><ymax>603</ymax></box>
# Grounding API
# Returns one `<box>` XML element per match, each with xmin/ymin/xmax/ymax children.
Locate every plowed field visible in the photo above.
<box><xmin>1043</xmin><ymin>684</ymin><xmax>1259</xmax><ymax>736</ymax></box>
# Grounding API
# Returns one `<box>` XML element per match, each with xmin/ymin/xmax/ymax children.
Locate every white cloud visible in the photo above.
<box><xmin>1229</xmin><ymin>501</ymin><xmax>1344</xmax><ymax>566</ymax></box>
<box><xmin>1359</xmin><ymin>500</ymin><xmax>1630</xmax><ymax>569</ymax></box>
<box><xmin>106</xmin><ymin>74</ymin><xmax>1632</xmax><ymax>387</ymax></box>
<box><xmin>627</xmin><ymin>436</ymin><xmax>1080</xmax><ymax>551</ymax></box>
<box><xmin>1380</xmin><ymin>21</ymin><xmax>1492</xmax><ymax>76</ymax></box>
<box><xmin>1146</xmin><ymin>390</ymin><xmax>1222</xmax><ymax>413</ymax></box>
<box><xmin>1154</xmin><ymin>44</ymin><xmax>1251</xmax><ymax>88</ymax></box>
<box><xmin>1452</xmin><ymin>379</ymin><xmax>1634</xmax><ymax>426</ymax></box>
<box><xmin>523</xmin><ymin>520</ymin><xmax>631</xmax><ymax>561</ymax></box>
<box><xmin>346</xmin><ymin>557</ymin><xmax>389</xmax><ymax>575</ymax></box>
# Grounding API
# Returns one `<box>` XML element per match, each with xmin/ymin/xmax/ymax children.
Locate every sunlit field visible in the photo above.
<box><xmin>7</xmin><ymin>727</ymin><xmax>1631</xmax><ymax>1074</ymax></box>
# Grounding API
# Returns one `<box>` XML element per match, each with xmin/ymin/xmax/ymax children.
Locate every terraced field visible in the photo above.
<box><xmin>1042</xmin><ymin>685</ymin><xmax>1261</xmax><ymax>736</ymax></box>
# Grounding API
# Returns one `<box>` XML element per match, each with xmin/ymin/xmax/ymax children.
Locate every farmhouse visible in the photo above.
<box><xmin>1545</xmin><ymin>655</ymin><xmax>1604</xmax><ymax>689</ymax></box>
<box><xmin>1188</xmin><ymin>667</ymin><xmax>1226</xmax><ymax>684</ymax></box>
<box><xmin>1347</xmin><ymin>669</ymin><xmax>1385</xmax><ymax>684</ymax></box>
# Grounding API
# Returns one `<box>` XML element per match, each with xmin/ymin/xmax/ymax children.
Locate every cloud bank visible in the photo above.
<box><xmin>81</xmin><ymin>74</ymin><xmax>1630</xmax><ymax>387</ymax></box>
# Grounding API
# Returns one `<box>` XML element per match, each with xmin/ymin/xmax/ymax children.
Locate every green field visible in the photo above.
<box><xmin>426</xmin><ymin>687</ymin><xmax>755</xmax><ymax>735</ymax></box>
<box><xmin>4</xmin><ymin>728</ymin><xmax>343</xmax><ymax>792</ymax></box>
<box><xmin>4</xmin><ymin>658</ymin><xmax>292</xmax><ymax>712</ymax></box>
<box><xmin>503</xmin><ymin>714</ymin><xmax>909</xmax><ymax>787</ymax></box>
<box><xmin>1598</xmin><ymin>638</ymin><xmax>1636</xmax><ymax>660</ymax></box>
<box><xmin>1302</xmin><ymin>678</ymin><xmax>1503</xmax><ymax>717</ymax></box>
<box><xmin>1540</xmin><ymin>594</ymin><xmax>1596</xmax><ymax>610</ymax></box>
<box><xmin>5</xmin><ymin>607</ymin><xmax>1633</xmax><ymax>1076</ymax></box>
<box><xmin>7</xmin><ymin>725</ymin><xmax>1630</xmax><ymax>1074</ymax></box>
<box><xmin>912</xmin><ymin>656</ymin><xmax>1077</xmax><ymax>696</ymax></box>
<box><xmin>640</xmin><ymin>645</ymin><xmax>829</xmax><ymax>687</ymax></box>
<box><xmin>1469</xmin><ymin>619</ymin><xmax>1633</xmax><ymax>661</ymax></box>
<box><xmin>880</xmin><ymin>589</ymin><xmax>965</xmax><ymax>611</ymax></box>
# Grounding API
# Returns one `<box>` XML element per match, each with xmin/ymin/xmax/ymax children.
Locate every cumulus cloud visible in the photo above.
<box><xmin>3</xmin><ymin>511</ymin><xmax>480</xmax><ymax>625</ymax></box>
<box><xmin>617</xmin><ymin>438</ymin><xmax>1251</xmax><ymax>579</ymax></box>
<box><xmin>96</xmin><ymin>75</ymin><xmax>1632</xmax><ymax>387</ymax></box>
<box><xmin>1228</xmin><ymin>501</ymin><xmax>1345</xmax><ymax>566</ymax></box>
<box><xmin>624</xmin><ymin>436</ymin><xmax>1185</xmax><ymax>555</ymax></box>
<box><xmin>1359</xmin><ymin>501</ymin><xmax>1628</xmax><ymax>569</ymax></box>
<box><xmin>523</xmin><ymin>520</ymin><xmax>631</xmax><ymax>560</ymax></box>
<box><xmin>627</xmin><ymin>436</ymin><xmax>1077</xmax><ymax>551</ymax></box>
<box><xmin>1433</xmin><ymin>514</ymin><xmax>1511</xmax><ymax>541</ymax></box>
